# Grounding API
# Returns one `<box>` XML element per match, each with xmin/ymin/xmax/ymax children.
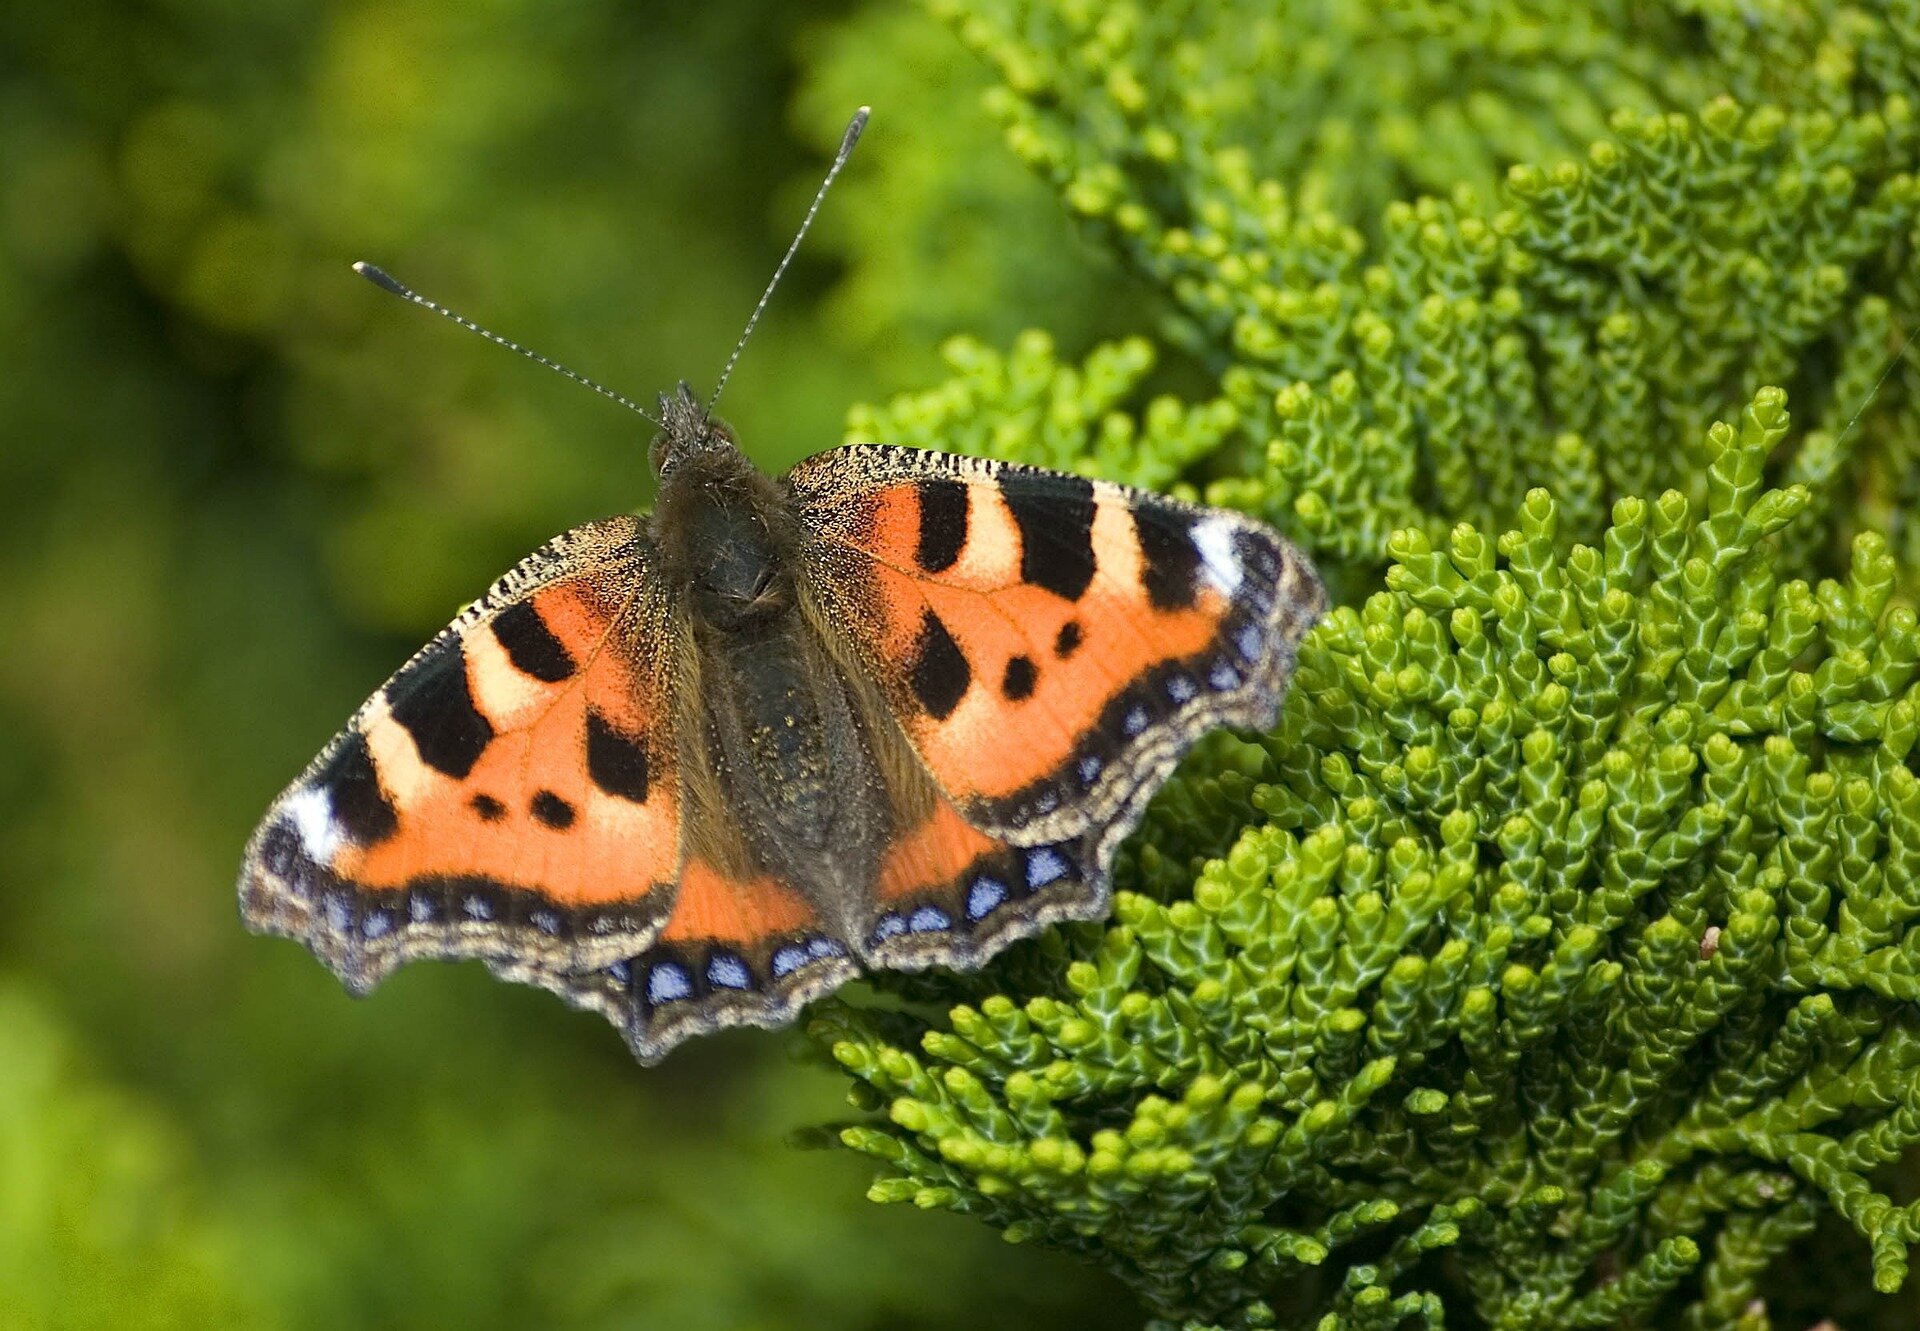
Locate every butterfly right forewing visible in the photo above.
<box><xmin>774</xmin><ymin>443</ymin><xmax>1324</xmax><ymax>977</ymax></box>
<box><xmin>785</xmin><ymin>445</ymin><xmax>1326</xmax><ymax>851</ymax></box>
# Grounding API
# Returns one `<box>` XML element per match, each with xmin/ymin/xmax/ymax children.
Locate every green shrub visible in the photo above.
<box><xmin>818</xmin><ymin>3</ymin><xmax>1920</xmax><ymax>1327</ymax></box>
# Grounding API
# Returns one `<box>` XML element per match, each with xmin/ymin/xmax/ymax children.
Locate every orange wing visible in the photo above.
<box><xmin>785</xmin><ymin>445</ymin><xmax>1325</xmax><ymax>859</ymax></box>
<box><xmin>238</xmin><ymin>516</ymin><xmax>683</xmax><ymax>991</ymax></box>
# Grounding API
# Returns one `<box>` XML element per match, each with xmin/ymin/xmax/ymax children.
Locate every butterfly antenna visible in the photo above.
<box><xmin>707</xmin><ymin>105</ymin><xmax>870</xmax><ymax>414</ymax></box>
<box><xmin>351</xmin><ymin>261</ymin><xmax>663</xmax><ymax>427</ymax></box>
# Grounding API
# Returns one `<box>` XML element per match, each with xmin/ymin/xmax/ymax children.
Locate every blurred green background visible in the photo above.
<box><xmin>0</xmin><ymin>2</ymin><xmax>1143</xmax><ymax>1325</ymax></box>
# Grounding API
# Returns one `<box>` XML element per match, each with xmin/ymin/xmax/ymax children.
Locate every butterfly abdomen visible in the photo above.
<box><xmin>696</xmin><ymin>618</ymin><xmax>888</xmax><ymax>864</ymax></box>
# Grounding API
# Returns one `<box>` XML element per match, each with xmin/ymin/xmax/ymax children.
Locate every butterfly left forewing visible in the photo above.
<box><xmin>238</xmin><ymin>516</ymin><xmax>685</xmax><ymax>991</ymax></box>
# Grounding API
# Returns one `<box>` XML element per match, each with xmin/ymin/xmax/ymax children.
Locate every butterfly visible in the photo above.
<box><xmin>237</xmin><ymin>111</ymin><xmax>1327</xmax><ymax>1064</ymax></box>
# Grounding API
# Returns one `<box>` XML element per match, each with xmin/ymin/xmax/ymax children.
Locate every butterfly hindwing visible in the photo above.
<box><xmin>496</xmin><ymin>851</ymin><xmax>861</xmax><ymax>1064</ymax></box>
<box><xmin>861</xmin><ymin>774</ymin><xmax>1105</xmax><ymax>971</ymax></box>
<box><xmin>785</xmin><ymin>445</ymin><xmax>1327</xmax><ymax>862</ymax></box>
<box><xmin>238</xmin><ymin>516</ymin><xmax>684</xmax><ymax>990</ymax></box>
<box><xmin>511</xmin><ymin>766</ymin><xmax>1105</xmax><ymax>1063</ymax></box>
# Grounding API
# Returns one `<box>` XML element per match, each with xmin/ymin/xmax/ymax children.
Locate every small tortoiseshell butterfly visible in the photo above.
<box><xmin>238</xmin><ymin>110</ymin><xmax>1327</xmax><ymax>1063</ymax></box>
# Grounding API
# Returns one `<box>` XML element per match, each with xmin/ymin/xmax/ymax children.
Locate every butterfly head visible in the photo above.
<box><xmin>650</xmin><ymin>380</ymin><xmax>739</xmax><ymax>477</ymax></box>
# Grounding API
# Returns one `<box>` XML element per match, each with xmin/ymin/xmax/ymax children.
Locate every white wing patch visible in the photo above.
<box><xmin>284</xmin><ymin>786</ymin><xmax>343</xmax><ymax>864</ymax></box>
<box><xmin>1190</xmin><ymin>515</ymin><xmax>1244</xmax><ymax>597</ymax></box>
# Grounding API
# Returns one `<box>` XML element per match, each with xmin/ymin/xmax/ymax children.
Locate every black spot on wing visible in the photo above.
<box><xmin>972</xmin><ymin>605</ymin><xmax>1294</xmax><ymax>828</ymax></box>
<box><xmin>586</xmin><ymin>709</ymin><xmax>650</xmax><ymax>803</ymax></box>
<box><xmin>1134</xmin><ymin>504</ymin><xmax>1202</xmax><ymax>611</ymax></box>
<box><xmin>1003</xmin><ymin>473</ymin><xmax>1096</xmax><ymax>601</ymax></box>
<box><xmin>490</xmin><ymin>600</ymin><xmax>576</xmax><ymax>681</ymax></box>
<box><xmin>909</xmin><ymin>608</ymin><xmax>971</xmax><ymax>720</ymax></box>
<box><xmin>531</xmin><ymin>790</ymin><xmax>576</xmax><ymax>829</ymax></box>
<box><xmin>388</xmin><ymin>637</ymin><xmax>495</xmax><ymax>778</ymax></box>
<box><xmin>1055</xmin><ymin>620</ymin><xmax>1083</xmax><ymax>658</ymax></box>
<box><xmin>470</xmin><ymin>793</ymin><xmax>506</xmax><ymax>822</ymax></box>
<box><xmin>1002</xmin><ymin>655</ymin><xmax>1036</xmax><ymax>701</ymax></box>
<box><xmin>314</xmin><ymin>730</ymin><xmax>398</xmax><ymax>845</ymax></box>
<box><xmin>914</xmin><ymin>477</ymin><xmax>969</xmax><ymax>573</ymax></box>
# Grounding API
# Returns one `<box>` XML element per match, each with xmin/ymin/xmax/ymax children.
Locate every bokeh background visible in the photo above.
<box><xmin>0</xmin><ymin>3</ymin><xmax>1149</xmax><ymax>1325</ymax></box>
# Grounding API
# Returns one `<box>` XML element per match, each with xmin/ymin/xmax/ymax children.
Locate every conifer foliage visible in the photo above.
<box><xmin>821</xmin><ymin>4</ymin><xmax>1920</xmax><ymax>1327</ymax></box>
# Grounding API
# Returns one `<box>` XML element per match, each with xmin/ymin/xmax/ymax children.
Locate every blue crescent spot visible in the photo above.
<box><xmin>908</xmin><ymin>905</ymin><xmax>952</xmax><ymax>933</ymax></box>
<box><xmin>1210</xmin><ymin>660</ymin><xmax>1241</xmax><ymax>691</ymax></box>
<box><xmin>872</xmin><ymin>913</ymin><xmax>908</xmax><ymax>942</ymax></box>
<box><xmin>1034</xmin><ymin>787</ymin><xmax>1059</xmax><ymax>813</ymax></box>
<box><xmin>706</xmin><ymin>952</ymin><xmax>752</xmax><ymax>990</ymax></box>
<box><xmin>1025</xmin><ymin>847</ymin><xmax>1070</xmax><ymax>888</ymax></box>
<box><xmin>1167</xmin><ymin>673</ymin><xmax>1198</xmax><ymax>703</ymax></box>
<box><xmin>771</xmin><ymin>945</ymin><xmax>809</xmax><ymax>978</ymax></box>
<box><xmin>1077</xmin><ymin>754</ymin><xmax>1103</xmax><ymax>784</ymax></box>
<box><xmin>324</xmin><ymin>895</ymin><xmax>351</xmax><ymax>932</ymax></box>
<box><xmin>1236</xmin><ymin>623</ymin><xmax>1263</xmax><ymax>662</ymax></box>
<box><xmin>646</xmin><ymin>962</ymin><xmax>692</xmax><ymax>1004</ymax></box>
<box><xmin>807</xmin><ymin>936</ymin><xmax>846</xmax><ymax>960</ymax></box>
<box><xmin>607</xmin><ymin>960</ymin><xmax>632</xmax><ymax>985</ymax></box>
<box><xmin>408</xmin><ymin>895</ymin><xmax>435</xmax><ymax>923</ymax></box>
<box><xmin>967</xmin><ymin>876</ymin><xmax>1008</xmax><ymax>920</ymax></box>
<box><xmin>1123</xmin><ymin>705</ymin><xmax>1150</xmax><ymax>736</ymax></box>
<box><xmin>362</xmin><ymin>910</ymin><xmax>392</xmax><ymax>939</ymax></box>
<box><xmin>462</xmin><ymin>895</ymin><xmax>494</xmax><ymax>922</ymax></box>
<box><xmin>530</xmin><ymin>909</ymin><xmax>561</xmax><ymax>936</ymax></box>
